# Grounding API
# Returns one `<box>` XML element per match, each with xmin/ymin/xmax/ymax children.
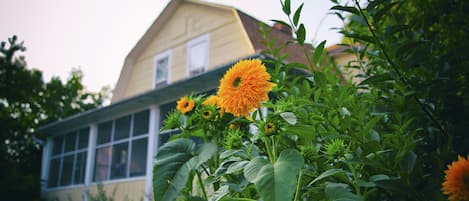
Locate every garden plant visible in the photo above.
<box><xmin>152</xmin><ymin>0</ymin><xmax>469</xmax><ymax>200</ymax></box>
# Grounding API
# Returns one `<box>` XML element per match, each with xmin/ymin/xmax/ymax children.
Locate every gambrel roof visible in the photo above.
<box><xmin>112</xmin><ymin>0</ymin><xmax>311</xmax><ymax>102</ymax></box>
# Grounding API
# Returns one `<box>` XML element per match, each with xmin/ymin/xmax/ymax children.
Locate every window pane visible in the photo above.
<box><xmin>114</xmin><ymin>115</ymin><xmax>131</xmax><ymax>141</ymax></box>
<box><xmin>110</xmin><ymin>142</ymin><xmax>129</xmax><ymax>179</ymax></box>
<box><xmin>97</xmin><ymin>121</ymin><xmax>112</xmax><ymax>145</ymax></box>
<box><xmin>158</xmin><ymin>130</ymin><xmax>180</xmax><ymax>147</ymax></box>
<box><xmin>60</xmin><ymin>155</ymin><xmax>74</xmax><ymax>186</ymax></box>
<box><xmin>48</xmin><ymin>158</ymin><xmax>61</xmax><ymax>187</ymax></box>
<box><xmin>64</xmin><ymin>132</ymin><xmax>77</xmax><ymax>153</ymax></box>
<box><xmin>52</xmin><ymin>136</ymin><xmax>64</xmax><ymax>155</ymax></box>
<box><xmin>74</xmin><ymin>152</ymin><xmax>87</xmax><ymax>184</ymax></box>
<box><xmin>159</xmin><ymin>101</ymin><xmax>176</xmax><ymax>127</ymax></box>
<box><xmin>78</xmin><ymin>127</ymin><xmax>89</xmax><ymax>149</ymax></box>
<box><xmin>130</xmin><ymin>138</ymin><xmax>147</xmax><ymax>177</ymax></box>
<box><xmin>133</xmin><ymin>110</ymin><xmax>149</xmax><ymax>136</ymax></box>
<box><xmin>156</xmin><ymin>57</ymin><xmax>168</xmax><ymax>84</ymax></box>
<box><xmin>189</xmin><ymin>42</ymin><xmax>207</xmax><ymax>75</ymax></box>
<box><xmin>93</xmin><ymin>146</ymin><xmax>111</xmax><ymax>181</ymax></box>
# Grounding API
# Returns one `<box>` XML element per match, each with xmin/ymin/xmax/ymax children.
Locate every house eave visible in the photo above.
<box><xmin>37</xmin><ymin>54</ymin><xmax>266</xmax><ymax>137</ymax></box>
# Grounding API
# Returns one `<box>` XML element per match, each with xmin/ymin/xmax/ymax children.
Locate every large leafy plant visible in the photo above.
<box><xmin>152</xmin><ymin>0</ymin><xmax>468</xmax><ymax>200</ymax></box>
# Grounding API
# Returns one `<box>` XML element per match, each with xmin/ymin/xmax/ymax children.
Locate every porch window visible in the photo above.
<box><xmin>187</xmin><ymin>34</ymin><xmax>209</xmax><ymax>77</ymax></box>
<box><xmin>47</xmin><ymin>127</ymin><xmax>89</xmax><ymax>188</ymax></box>
<box><xmin>93</xmin><ymin>109</ymin><xmax>149</xmax><ymax>182</ymax></box>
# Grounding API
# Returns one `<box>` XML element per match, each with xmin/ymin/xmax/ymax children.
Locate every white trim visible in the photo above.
<box><xmin>186</xmin><ymin>33</ymin><xmax>210</xmax><ymax>77</ymax></box>
<box><xmin>41</xmin><ymin>138</ymin><xmax>52</xmax><ymax>191</ymax></box>
<box><xmin>153</xmin><ymin>50</ymin><xmax>172</xmax><ymax>89</ymax></box>
<box><xmin>83</xmin><ymin>124</ymin><xmax>97</xmax><ymax>201</ymax></box>
<box><xmin>144</xmin><ymin>105</ymin><xmax>158</xmax><ymax>201</ymax></box>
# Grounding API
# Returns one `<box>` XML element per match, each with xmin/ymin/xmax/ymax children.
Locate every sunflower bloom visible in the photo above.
<box><xmin>218</xmin><ymin>59</ymin><xmax>275</xmax><ymax>118</ymax></box>
<box><xmin>203</xmin><ymin>95</ymin><xmax>219</xmax><ymax>106</ymax></box>
<box><xmin>176</xmin><ymin>96</ymin><xmax>195</xmax><ymax>114</ymax></box>
<box><xmin>442</xmin><ymin>155</ymin><xmax>469</xmax><ymax>201</ymax></box>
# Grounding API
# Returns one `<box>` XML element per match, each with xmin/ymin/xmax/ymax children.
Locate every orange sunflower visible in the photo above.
<box><xmin>442</xmin><ymin>155</ymin><xmax>469</xmax><ymax>201</ymax></box>
<box><xmin>218</xmin><ymin>59</ymin><xmax>275</xmax><ymax>119</ymax></box>
<box><xmin>176</xmin><ymin>96</ymin><xmax>195</xmax><ymax>114</ymax></box>
<box><xmin>203</xmin><ymin>95</ymin><xmax>219</xmax><ymax>106</ymax></box>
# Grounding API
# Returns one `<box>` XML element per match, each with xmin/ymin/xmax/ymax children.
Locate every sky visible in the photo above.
<box><xmin>0</xmin><ymin>0</ymin><xmax>344</xmax><ymax>92</ymax></box>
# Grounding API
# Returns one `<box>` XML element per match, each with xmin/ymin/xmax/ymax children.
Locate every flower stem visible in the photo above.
<box><xmin>196</xmin><ymin>171</ymin><xmax>208</xmax><ymax>201</ymax></box>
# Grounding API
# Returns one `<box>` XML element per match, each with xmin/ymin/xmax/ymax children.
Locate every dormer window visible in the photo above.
<box><xmin>187</xmin><ymin>34</ymin><xmax>209</xmax><ymax>77</ymax></box>
<box><xmin>153</xmin><ymin>50</ymin><xmax>172</xmax><ymax>89</ymax></box>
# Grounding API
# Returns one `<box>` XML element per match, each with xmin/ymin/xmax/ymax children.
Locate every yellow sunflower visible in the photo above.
<box><xmin>176</xmin><ymin>96</ymin><xmax>195</xmax><ymax>114</ymax></box>
<box><xmin>442</xmin><ymin>155</ymin><xmax>469</xmax><ymax>201</ymax></box>
<box><xmin>203</xmin><ymin>95</ymin><xmax>219</xmax><ymax>106</ymax></box>
<box><xmin>218</xmin><ymin>59</ymin><xmax>275</xmax><ymax>118</ymax></box>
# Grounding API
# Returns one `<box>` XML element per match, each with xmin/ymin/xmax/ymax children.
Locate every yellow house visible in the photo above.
<box><xmin>38</xmin><ymin>0</ymin><xmax>312</xmax><ymax>201</ymax></box>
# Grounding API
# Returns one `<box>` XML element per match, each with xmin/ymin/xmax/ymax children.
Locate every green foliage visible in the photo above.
<box><xmin>152</xmin><ymin>0</ymin><xmax>469</xmax><ymax>200</ymax></box>
<box><xmin>0</xmin><ymin>35</ymin><xmax>107</xmax><ymax>200</ymax></box>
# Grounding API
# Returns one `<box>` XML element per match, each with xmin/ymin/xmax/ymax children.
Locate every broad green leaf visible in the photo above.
<box><xmin>325</xmin><ymin>182</ymin><xmax>361</xmax><ymax>201</ymax></box>
<box><xmin>244</xmin><ymin>157</ymin><xmax>269</xmax><ymax>182</ymax></box>
<box><xmin>245</xmin><ymin>149</ymin><xmax>304</xmax><ymax>201</ymax></box>
<box><xmin>227</xmin><ymin>160</ymin><xmax>249</xmax><ymax>174</ymax></box>
<box><xmin>296</xmin><ymin>24</ymin><xmax>306</xmax><ymax>45</ymax></box>
<box><xmin>330</xmin><ymin>5</ymin><xmax>360</xmax><ymax>15</ymax></box>
<box><xmin>195</xmin><ymin>143</ymin><xmax>217</xmax><ymax>168</ymax></box>
<box><xmin>209</xmin><ymin>185</ymin><xmax>229</xmax><ymax>201</ymax></box>
<box><xmin>309</xmin><ymin>169</ymin><xmax>344</xmax><ymax>186</ymax></box>
<box><xmin>153</xmin><ymin>139</ymin><xmax>195</xmax><ymax>201</ymax></box>
<box><xmin>293</xmin><ymin>3</ymin><xmax>304</xmax><ymax>27</ymax></box>
<box><xmin>284</xmin><ymin>125</ymin><xmax>316</xmax><ymax>140</ymax></box>
<box><xmin>280</xmin><ymin>112</ymin><xmax>297</xmax><ymax>125</ymax></box>
<box><xmin>313</xmin><ymin>40</ymin><xmax>327</xmax><ymax>66</ymax></box>
<box><xmin>153</xmin><ymin>139</ymin><xmax>217</xmax><ymax>201</ymax></box>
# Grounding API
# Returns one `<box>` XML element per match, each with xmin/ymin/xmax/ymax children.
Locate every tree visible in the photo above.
<box><xmin>0</xmin><ymin>35</ymin><xmax>107</xmax><ymax>200</ymax></box>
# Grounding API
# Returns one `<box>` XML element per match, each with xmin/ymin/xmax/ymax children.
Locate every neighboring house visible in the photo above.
<box><xmin>37</xmin><ymin>0</ymin><xmax>312</xmax><ymax>201</ymax></box>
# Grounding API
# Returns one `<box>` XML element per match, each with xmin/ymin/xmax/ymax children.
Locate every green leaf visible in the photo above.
<box><xmin>325</xmin><ymin>182</ymin><xmax>361</xmax><ymax>201</ymax></box>
<box><xmin>244</xmin><ymin>157</ymin><xmax>269</xmax><ymax>182</ymax></box>
<box><xmin>244</xmin><ymin>149</ymin><xmax>304</xmax><ymax>201</ymax></box>
<box><xmin>359</xmin><ymin>74</ymin><xmax>393</xmax><ymax>86</ymax></box>
<box><xmin>296</xmin><ymin>24</ymin><xmax>306</xmax><ymax>45</ymax></box>
<box><xmin>293</xmin><ymin>3</ymin><xmax>304</xmax><ymax>27</ymax></box>
<box><xmin>330</xmin><ymin>5</ymin><xmax>360</xmax><ymax>15</ymax></box>
<box><xmin>280</xmin><ymin>112</ymin><xmax>297</xmax><ymax>125</ymax></box>
<box><xmin>227</xmin><ymin>160</ymin><xmax>249</xmax><ymax>174</ymax></box>
<box><xmin>313</xmin><ymin>40</ymin><xmax>326</xmax><ymax>66</ymax></box>
<box><xmin>400</xmin><ymin>151</ymin><xmax>416</xmax><ymax>173</ymax></box>
<box><xmin>153</xmin><ymin>139</ymin><xmax>217</xmax><ymax>201</ymax></box>
<box><xmin>195</xmin><ymin>142</ymin><xmax>217</xmax><ymax>167</ymax></box>
<box><xmin>284</xmin><ymin>125</ymin><xmax>316</xmax><ymax>140</ymax></box>
<box><xmin>309</xmin><ymin>169</ymin><xmax>344</xmax><ymax>186</ymax></box>
<box><xmin>270</xmin><ymin>20</ymin><xmax>292</xmax><ymax>30</ymax></box>
<box><xmin>153</xmin><ymin>139</ymin><xmax>195</xmax><ymax>201</ymax></box>
<box><xmin>282</xmin><ymin>0</ymin><xmax>291</xmax><ymax>15</ymax></box>
<box><xmin>209</xmin><ymin>185</ymin><xmax>229</xmax><ymax>201</ymax></box>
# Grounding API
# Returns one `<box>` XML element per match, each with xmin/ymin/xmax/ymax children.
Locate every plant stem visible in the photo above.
<box><xmin>294</xmin><ymin>170</ymin><xmax>303</xmax><ymax>201</ymax></box>
<box><xmin>196</xmin><ymin>171</ymin><xmax>208</xmax><ymax>201</ymax></box>
<box><xmin>264</xmin><ymin>137</ymin><xmax>274</xmax><ymax>163</ymax></box>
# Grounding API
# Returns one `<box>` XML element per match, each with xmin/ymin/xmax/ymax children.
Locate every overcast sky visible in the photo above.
<box><xmin>0</xmin><ymin>0</ymin><xmax>344</xmax><ymax>92</ymax></box>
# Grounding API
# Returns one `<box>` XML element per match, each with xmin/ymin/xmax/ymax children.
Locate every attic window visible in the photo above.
<box><xmin>187</xmin><ymin>34</ymin><xmax>209</xmax><ymax>77</ymax></box>
<box><xmin>153</xmin><ymin>50</ymin><xmax>172</xmax><ymax>89</ymax></box>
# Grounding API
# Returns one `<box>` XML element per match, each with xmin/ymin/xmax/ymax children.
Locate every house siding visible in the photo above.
<box><xmin>122</xmin><ymin>2</ymin><xmax>253</xmax><ymax>99</ymax></box>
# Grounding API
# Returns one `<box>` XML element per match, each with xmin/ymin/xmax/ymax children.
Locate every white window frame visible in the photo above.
<box><xmin>186</xmin><ymin>34</ymin><xmax>209</xmax><ymax>77</ymax></box>
<box><xmin>153</xmin><ymin>50</ymin><xmax>172</xmax><ymax>89</ymax></box>
<box><xmin>92</xmin><ymin>109</ymin><xmax>150</xmax><ymax>183</ymax></box>
<box><xmin>46</xmin><ymin>127</ymin><xmax>90</xmax><ymax>190</ymax></box>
